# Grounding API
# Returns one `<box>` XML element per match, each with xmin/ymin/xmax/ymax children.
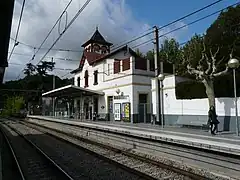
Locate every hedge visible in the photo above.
<box><xmin>175</xmin><ymin>73</ymin><xmax>240</xmax><ymax>99</ymax></box>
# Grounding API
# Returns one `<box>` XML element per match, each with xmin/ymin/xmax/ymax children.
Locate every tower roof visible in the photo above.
<box><xmin>81</xmin><ymin>28</ymin><xmax>113</xmax><ymax>47</ymax></box>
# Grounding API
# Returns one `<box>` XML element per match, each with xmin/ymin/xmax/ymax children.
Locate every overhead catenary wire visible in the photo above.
<box><xmin>16</xmin><ymin>0</ymin><xmax>234</xmax><ymax>80</ymax></box>
<box><xmin>131</xmin><ymin>1</ymin><xmax>240</xmax><ymax>49</ymax></box>
<box><xmin>8</xmin><ymin>0</ymin><xmax>26</xmax><ymax>61</ymax></box>
<box><xmin>14</xmin><ymin>0</ymin><xmax>225</xmax><ymax>80</ymax></box>
<box><xmin>8</xmin><ymin>51</ymin><xmax>80</xmax><ymax>61</ymax></box>
<box><xmin>111</xmin><ymin>27</ymin><xmax>155</xmax><ymax>48</ymax></box>
<box><xmin>111</xmin><ymin>0</ymin><xmax>225</xmax><ymax>51</ymax></box>
<box><xmin>15</xmin><ymin>0</ymin><xmax>92</xmax><ymax>80</ymax></box>
<box><xmin>64</xmin><ymin>2</ymin><xmax>239</xmax><ymax>77</ymax></box>
<box><xmin>29</xmin><ymin>0</ymin><xmax>73</xmax><ymax>61</ymax></box>
<box><xmin>34</xmin><ymin>0</ymin><xmax>92</xmax><ymax>67</ymax></box>
<box><xmin>9</xmin><ymin>37</ymin><xmax>83</xmax><ymax>53</ymax></box>
<box><xmin>15</xmin><ymin>0</ymin><xmax>74</xmax><ymax>79</ymax></box>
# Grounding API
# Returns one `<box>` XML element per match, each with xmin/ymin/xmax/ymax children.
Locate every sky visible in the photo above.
<box><xmin>5</xmin><ymin>0</ymin><xmax>239</xmax><ymax>82</ymax></box>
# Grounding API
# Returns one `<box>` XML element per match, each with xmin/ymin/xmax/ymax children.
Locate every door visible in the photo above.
<box><xmin>93</xmin><ymin>97</ymin><xmax>98</xmax><ymax>114</ymax></box>
<box><xmin>139</xmin><ymin>94</ymin><xmax>148</xmax><ymax>123</ymax></box>
<box><xmin>107</xmin><ymin>96</ymin><xmax>114</xmax><ymax>121</ymax></box>
<box><xmin>84</xmin><ymin>103</ymin><xmax>89</xmax><ymax>119</ymax></box>
<box><xmin>89</xmin><ymin>106</ymin><xmax>92</xmax><ymax>120</ymax></box>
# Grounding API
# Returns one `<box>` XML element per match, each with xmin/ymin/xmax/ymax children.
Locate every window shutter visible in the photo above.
<box><xmin>122</xmin><ymin>58</ymin><xmax>130</xmax><ymax>71</ymax></box>
<box><xmin>114</xmin><ymin>60</ymin><xmax>120</xmax><ymax>74</ymax></box>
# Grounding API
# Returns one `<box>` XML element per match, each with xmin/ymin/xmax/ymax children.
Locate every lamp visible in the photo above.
<box><xmin>157</xmin><ymin>73</ymin><xmax>165</xmax><ymax>128</ymax></box>
<box><xmin>228</xmin><ymin>58</ymin><xmax>240</xmax><ymax>136</ymax></box>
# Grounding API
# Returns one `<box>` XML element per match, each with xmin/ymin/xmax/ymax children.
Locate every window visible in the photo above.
<box><xmin>122</xmin><ymin>58</ymin><xmax>130</xmax><ymax>71</ymax></box>
<box><xmin>101</xmin><ymin>46</ymin><xmax>107</xmax><ymax>54</ymax></box>
<box><xmin>84</xmin><ymin>70</ymin><xmax>89</xmax><ymax>88</ymax></box>
<box><xmin>107</xmin><ymin>64</ymin><xmax>110</xmax><ymax>75</ymax></box>
<box><xmin>93</xmin><ymin>70</ymin><xmax>98</xmax><ymax>85</ymax></box>
<box><xmin>77</xmin><ymin>77</ymin><xmax>80</xmax><ymax>87</ymax></box>
<box><xmin>93</xmin><ymin>44</ymin><xmax>100</xmax><ymax>52</ymax></box>
<box><xmin>114</xmin><ymin>60</ymin><xmax>120</xmax><ymax>74</ymax></box>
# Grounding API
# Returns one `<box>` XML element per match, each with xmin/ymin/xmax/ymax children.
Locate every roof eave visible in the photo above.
<box><xmin>70</xmin><ymin>68</ymin><xmax>81</xmax><ymax>74</ymax></box>
<box><xmin>81</xmin><ymin>39</ymin><xmax>113</xmax><ymax>47</ymax></box>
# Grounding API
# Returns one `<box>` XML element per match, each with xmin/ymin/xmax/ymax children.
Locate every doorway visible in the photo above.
<box><xmin>139</xmin><ymin>94</ymin><xmax>148</xmax><ymax>123</ymax></box>
<box><xmin>89</xmin><ymin>106</ymin><xmax>92</xmax><ymax>120</ymax></box>
<box><xmin>84</xmin><ymin>102</ymin><xmax>89</xmax><ymax>119</ymax></box>
<box><xmin>93</xmin><ymin>97</ymin><xmax>98</xmax><ymax>114</ymax></box>
<box><xmin>107</xmin><ymin>96</ymin><xmax>114</xmax><ymax>121</ymax></box>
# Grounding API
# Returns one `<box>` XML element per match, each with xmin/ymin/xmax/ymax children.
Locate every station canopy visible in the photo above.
<box><xmin>42</xmin><ymin>85</ymin><xmax>104</xmax><ymax>98</ymax></box>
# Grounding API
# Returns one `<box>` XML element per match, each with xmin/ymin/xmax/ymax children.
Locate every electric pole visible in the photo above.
<box><xmin>154</xmin><ymin>26</ymin><xmax>161</xmax><ymax>125</ymax></box>
<box><xmin>52</xmin><ymin>57</ymin><xmax>55</xmax><ymax>116</ymax></box>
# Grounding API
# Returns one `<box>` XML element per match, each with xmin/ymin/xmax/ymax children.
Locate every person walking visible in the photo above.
<box><xmin>208</xmin><ymin>106</ymin><xmax>219</xmax><ymax>135</ymax></box>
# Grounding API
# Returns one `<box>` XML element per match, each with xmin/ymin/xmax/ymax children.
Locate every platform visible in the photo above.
<box><xmin>27</xmin><ymin>115</ymin><xmax>240</xmax><ymax>156</ymax></box>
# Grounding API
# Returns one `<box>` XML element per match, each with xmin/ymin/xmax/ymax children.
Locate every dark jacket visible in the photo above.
<box><xmin>208</xmin><ymin>109</ymin><xmax>219</xmax><ymax>124</ymax></box>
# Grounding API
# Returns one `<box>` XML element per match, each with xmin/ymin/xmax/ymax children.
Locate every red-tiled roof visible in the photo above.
<box><xmin>71</xmin><ymin>46</ymin><xmax>146</xmax><ymax>74</ymax></box>
<box><xmin>84</xmin><ymin>51</ymin><xmax>105</xmax><ymax>65</ymax></box>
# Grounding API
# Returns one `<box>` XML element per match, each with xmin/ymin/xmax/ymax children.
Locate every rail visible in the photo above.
<box><xmin>1</xmin><ymin>121</ymin><xmax>74</xmax><ymax>180</ymax></box>
<box><xmin>0</xmin><ymin>124</ymin><xmax>25</xmax><ymax>180</ymax></box>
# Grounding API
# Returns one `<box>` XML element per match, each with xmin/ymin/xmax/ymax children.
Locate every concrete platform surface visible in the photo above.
<box><xmin>27</xmin><ymin>115</ymin><xmax>240</xmax><ymax>156</ymax></box>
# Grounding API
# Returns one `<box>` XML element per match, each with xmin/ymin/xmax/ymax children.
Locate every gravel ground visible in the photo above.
<box><xmin>26</xmin><ymin>118</ymin><xmax>240</xmax><ymax>180</ymax></box>
<box><xmin>1</xmin><ymin>123</ymin><xmax>69</xmax><ymax>180</ymax></box>
<box><xmin>20</xmin><ymin>120</ymin><xmax>189</xmax><ymax>180</ymax></box>
<box><xmin>0</xmin><ymin>125</ymin><xmax>22</xmax><ymax>180</ymax></box>
<box><xmin>8</xmin><ymin>121</ymin><xmax>153</xmax><ymax>180</ymax></box>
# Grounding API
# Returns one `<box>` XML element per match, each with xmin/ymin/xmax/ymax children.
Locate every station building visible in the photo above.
<box><xmin>42</xmin><ymin>28</ymin><xmax>157</xmax><ymax>123</ymax></box>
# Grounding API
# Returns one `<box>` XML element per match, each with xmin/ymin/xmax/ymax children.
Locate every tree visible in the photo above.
<box><xmin>159</xmin><ymin>38</ymin><xmax>181</xmax><ymax>64</ymax></box>
<box><xmin>23</xmin><ymin>61</ymin><xmax>55</xmax><ymax>77</ymax></box>
<box><xmin>24</xmin><ymin>63</ymin><xmax>36</xmax><ymax>76</ymax></box>
<box><xmin>159</xmin><ymin>38</ymin><xmax>183</xmax><ymax>74</ymax></box>
<box><xmin>183</xmin><ymin>35</ymin><xmax>229</xmax><ymax>108</ymax></box>
<box><xmin>182</xmin><ymin>5</ymin><xmax>240</xmax><ymax>108</ymax></box>
<box><xmin>36</xmin><ymin>61</ymin><xmax>55</xmax><ymax>76</ymax></box>
<box><xmin>135</xmin><ymin>48</ymin><xmax>144</xmax><ymax>58</ymax></box>
<box><xmin>205</xmin><ymin>5</ymin><xmax>240</xmax><ymax>61</ymax></box>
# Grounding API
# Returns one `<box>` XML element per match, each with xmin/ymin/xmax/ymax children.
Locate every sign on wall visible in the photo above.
<box><xmin>114</xmin><ymin>103</ymin><xmax>121</xmax><ymax>121</ymax></box>
<box><xmin>122</xmin><ymin>103</ymin><xmax>130</xmax><ymax>122</ymax></box>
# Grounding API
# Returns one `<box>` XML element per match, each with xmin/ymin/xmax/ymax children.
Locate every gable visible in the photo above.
<box><xmin>71</xmin><ymin>45</ymin><xmax>148</xmax><ymax>74</ymax></box>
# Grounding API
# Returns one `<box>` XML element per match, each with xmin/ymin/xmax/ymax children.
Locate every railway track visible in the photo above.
<box><xmin>0</xmin><ymin>122</ymin><xmax>73</xmax><ymax>180</ymax></box>
<box><xmin>16</xmin><ymin>119</ymin><xmax>205</xmax><ymax>180</ymax></box>
<box><xmin>23</xmin><ymin>118</ymin><xmax>240</xmax><ymax>180</ymax></box>
<box><xmin>2</xmin><ymin>120</ymin><xmax>163</xmax><ymax>180</ymax></box>
<box><xmin>0</xmin><ymin>125</ymin><xmax>24</xmax><ymax>180</ymax></box>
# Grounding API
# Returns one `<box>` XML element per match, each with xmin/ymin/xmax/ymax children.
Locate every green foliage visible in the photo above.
<box><xmin>205</xmin><ymin>5</ymin><xmax>240</xmax><ymax>64</ymax></box>
<box><xmin>175</xmin><ymin>5</ymin><xmax>240</xmax><ymax>99</ymax></box>
<box><xmin>176</xmin><ymin>72</ymin><xmax>240</xmax><ymax>99</ymax></box>
<box><xmin>0</xmin><ymin>75</ymin><xmax>73</xmax><ymax>110</ymax></box>
<box><xmin>135</xmin><ymin>48</ymin><xmax>144</xmax><ymax>58</ymax></box>
<box><xmin>0</xmin><ymin>96</ymin><xmax>25</xmax><ymax>117</ymax></box>
<box><xmin>159</xmin><ymin>38</ymin><xmax>182</xmax><ymax>64</ymax></box>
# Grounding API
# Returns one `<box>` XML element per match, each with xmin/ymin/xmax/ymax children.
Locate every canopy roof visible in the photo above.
<box><xmin>42</xmin><ymin>85</ymin><xmax>104</xmax><ymax>98</ymax></box>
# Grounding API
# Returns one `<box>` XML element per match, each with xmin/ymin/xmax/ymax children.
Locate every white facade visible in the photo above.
<box><xmin>73</xmin><ymin>46</ymin><xmax>154</xmax><ymax>122</ymax></box>
<box><xmin>151</xmin><ymin>75</ymin><xmax>240</xmax><ymax>131</ymax></box>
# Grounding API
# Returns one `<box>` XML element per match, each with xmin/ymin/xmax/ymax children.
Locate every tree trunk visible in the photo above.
<box><xmin>202</xmin><ymin>78</ymin><xmax>215</xmax><ymax>108</ymax></box>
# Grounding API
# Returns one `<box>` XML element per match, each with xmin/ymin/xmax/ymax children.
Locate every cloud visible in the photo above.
<box><xmin>5</xmin><ymin>0</ymin><xmax>187</xmax><ymax>81</ymax></box>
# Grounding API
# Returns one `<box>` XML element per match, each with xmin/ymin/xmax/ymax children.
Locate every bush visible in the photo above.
<box><xmin>0</xmin><ymin>96</ymin><xmax>25</xmax><ymax>118</ymax></box>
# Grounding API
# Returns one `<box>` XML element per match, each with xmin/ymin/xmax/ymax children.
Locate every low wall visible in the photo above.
<box><xmin>151</xmin><ymin>75</ymin><xmax>240</xmax><ymax>132</ymax></box>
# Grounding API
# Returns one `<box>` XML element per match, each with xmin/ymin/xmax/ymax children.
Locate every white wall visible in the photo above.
<box><xmin>72</xmin><ymin>49</ymin><xmax>154</xmax><ymax>122</ymax></box>
<box><xmin>151</xmin><ymin>75</ymin><xmax>240</xmax><ymax>116</ymax></box>
<box><xmin>74</xmin><ymin>50</ymin><xmax>133</xmax><ymax>89</ymax></box>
